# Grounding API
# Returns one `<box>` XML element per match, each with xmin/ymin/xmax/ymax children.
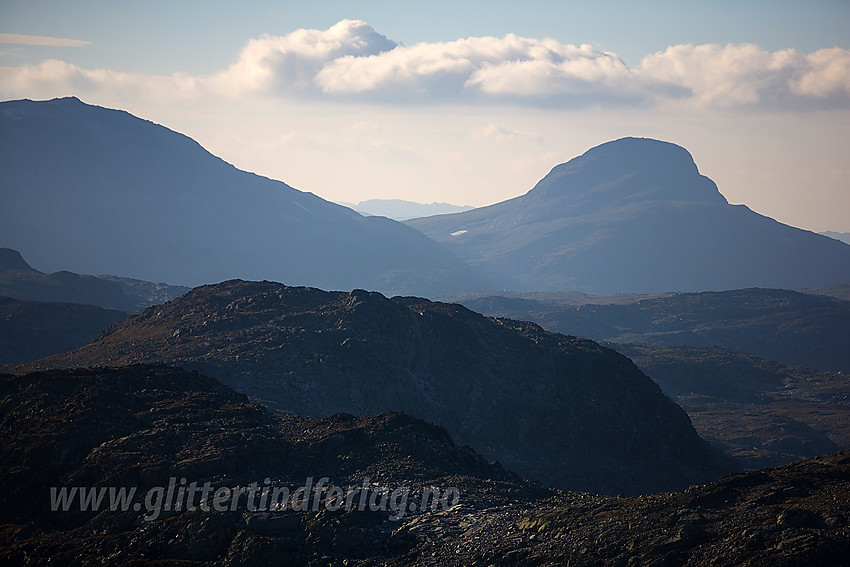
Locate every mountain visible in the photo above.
<box><xmin>0</xmin><ymin>97</ymin><xmax>487</xmax><ymax>296</ymax></box>
<box><xmin>0</xmin><ymin>247</ymin><xmax>188</xmax><ymax>311</ymax></box>
<box><xmin>456</xmin><ymin>288</ymin><xmax>850</xmax><ymax>467</ymax></box>
<box><xmin>799</xmin><ymin>283</ymin><xmax>850</xmax><ymax>301</ymax></box>
<box><xmin>1</xmin><ymin>366</ymin><xmax>847</xmax><ymax>565</ymax></box>
<box><xmin>821</xmin><ymin>231</ymin><xmax>850</xmax><ymax>245</ymax></box>
<box><xmin>349</xmin><ymin>199</ymin><xmax>475</xmax><ymax>221</ymax></box>
<box><xmin>11</xmin><ymin>280</ymin><xmax>729</xmax><ymax>495</ymax></box>
<box><xmin>0</xmin><ymin>296</ymin><xmax>127</xmax><ymax>366</ymax></box>
<box><xmin>407</xmin><ymin>137</ymin><xmax>850</xmax><ymax>294</ymax></box>
<box><xmin>0</xmin><ymin>365</ymin><xmax>540</xmax><ymax>564</ymax></box>
<box><xmin>615</xmin><ymin>344</ymin><xmax>850</xmax><ymax>469</ymax></box>
<box><xmin>461</xmin><ymin>287</ymin><xmax>850</xmax><ymax>373</ymax></box>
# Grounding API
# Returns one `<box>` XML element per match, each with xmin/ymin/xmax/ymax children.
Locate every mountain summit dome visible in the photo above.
<box><xmin>525</xmin><ymin>137</ymin><xmax>727</xmax><ymax>213</ymax></box>
<box><xmin>408</xmin><ymin>137</ymin><xmax>850</xmax><ymax>294</ymax></box>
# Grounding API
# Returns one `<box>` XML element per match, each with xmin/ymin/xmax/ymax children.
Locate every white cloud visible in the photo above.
<box><xmin>1</xmin><ymin>21</ymin><xmax>849</xmax><ymax>111</ymax></box>
<box><xmin>212</xmin><ymin>19</ymin><xmax>396</xmax><ymax>96</ymax></box>
<box><xmin>0</xmin><ymin>33</ymin><xmax>92</xmax><ymax>47</ymax></box>
<box><xmin>475</xmin><ymin>123</ymin><xmax>544</xmax><ymax>144</ymax></box>
<box><xmin>639</xmin><ymin>44</ymin><xmax>850</xmax><ymax>109</ymax></box>
<box><xmin>0</xmin><ymin>59</ymin><xmax>201</xmax><ymax>102</ymax></box>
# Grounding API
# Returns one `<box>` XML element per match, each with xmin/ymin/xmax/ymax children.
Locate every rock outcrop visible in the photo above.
<box><xmin>13</xmin><ymin>280</ymin><xmax>729</xmax><ymax>494</ymax></box>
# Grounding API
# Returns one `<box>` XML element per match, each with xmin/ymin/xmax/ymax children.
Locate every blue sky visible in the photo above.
<box><xmin>2</xmin><ymin>1</ymin><xmax>849</xmax><ymax>231</ymax></box>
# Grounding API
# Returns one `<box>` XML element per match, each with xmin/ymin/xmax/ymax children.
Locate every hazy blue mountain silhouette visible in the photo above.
<box><xmin>350</xmin><ymin>199</ymin><xmax>474</xmax><ymax>221</ymax></box>
<box><xmin>0</xmin><ymin>97</ymin><xmax>488</xmax><ymax>296</ymax></box>
<box><xmin>821</xmin><ymin>231</ymin><xmax>850</xmax><ymax>245</ymax></box>
<box><xmin>408</xmin><ymin>138</ymin><xmax>850</xmax><ymax>294</ymax></box>
<box><xmin>1</xmin><ymin>247</ymin><xmax>189</xmax><ymax>311</ymax></box>
<box><xmin>1</xmin><ymin>247</ymin><xmax>144</xmax><ymax>311</ymax></box>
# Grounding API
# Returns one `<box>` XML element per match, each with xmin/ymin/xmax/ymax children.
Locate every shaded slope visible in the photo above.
<box><xmin>13</xmin><ymin>280</ymin><xmax>728</xmax><ymax>495</ymax></box>
<box><xmin>0</xmin><ymin>296</ymin><xmax>128</xmax><ymax>366</ymax></box>
<box><xmin>0</xmin><ymin>365</ymin><xmax>534</xmax><ymax>565</ymax></box>
<box><xmin>616</xmin><ymin>344</ymin><xmax>850</xmax><ymax>469</ymax></box>
<box><xmin>408</xmin><ymin>137</ymin><xmax>850</xmax><ymax>294</ymax></box>
<box><xmin>461</xmin><ymin>287</ymin><xmax>850</xmax><ymax>373</ymax></box>
<box><xmin>0</xmin><ymin>97</ymin><xmax>487</xmax><ymax>296</ymax></box>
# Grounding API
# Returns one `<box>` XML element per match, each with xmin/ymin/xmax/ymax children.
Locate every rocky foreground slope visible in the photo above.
<box><xmin>12</xmin><ymin>280</ymin><xmax>728</xmax><ymax>495</ymax></box>
<box><xmin>1</xmin><ymin>366</ymin><xmax>847</xmax><ymax>566</ymax></box>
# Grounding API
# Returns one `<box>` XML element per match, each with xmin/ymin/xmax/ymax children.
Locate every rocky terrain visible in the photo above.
<box><xmin>616</xmin><ymin>344</ymin><xmax>850</xmax><ymax>469</ymax></box>
<box><xmin>1</xmin><ymin>366</ymin><xmax>847</xmax><ymax>566</ymax></box>
<box><xmin>408</xmin><ymin>137</ymin><xmax>850</xmax><ymax>294</ymax></box>
<box><xmin>455</xmin><ymin>288</ymin><xmax>850</xmax><ymax>469</ymax></box>
<box><xmin>10</xmin><ymin>280</ymin><xmax>729</xmax><ymax>495</ymax></box>
<box><xmin>418</xmin><ymin>450</ymin><xmax>850</xmax><ymax>566</ymax></box>
<box><xmin>0</xmin><ymin>365</ymin><xmax>542</xmax><ymax>566</ymax></box>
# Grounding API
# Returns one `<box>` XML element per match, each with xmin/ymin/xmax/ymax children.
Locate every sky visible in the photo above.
<box><xmin>1</xmin><ymin>0</ymin><xmax>849</xmax><ymax>232</ymax></box>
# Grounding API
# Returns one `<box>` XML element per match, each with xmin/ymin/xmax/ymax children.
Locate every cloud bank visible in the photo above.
<box><xmin>0</xmin><ymin>33</ymin><xmax>92</xmax><ymax>47</ymax></box>
<box><xmin>2</xmin><ymin>19</ymin><xmax>849</xmax><ymax>110</ymax></box>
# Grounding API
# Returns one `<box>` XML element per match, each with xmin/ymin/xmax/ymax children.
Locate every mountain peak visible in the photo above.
<box><xmin>48</xmin><ymin>96</ymin><xmax>84</xmax><ymax>104</ymax></box>
<box><xmin>528</xmin><ymin>136</ymin><xmax>727</xmax><ymax>208</ymax></box>
<box><xmin>407</xmin><ymin>137</ymin><xmax>850</xmax><ymax>293</ymax></box>
<box><xmin>582</xmin><ymin>137</ymin><xmax>698</xmax><ymax>171</ymax></box>
<box><xmin>0</xmin><ymin>248</ymin><xmax>38</xmax><ymax>272</ymax></box>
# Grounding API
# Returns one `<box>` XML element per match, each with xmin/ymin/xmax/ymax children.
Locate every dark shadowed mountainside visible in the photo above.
<box><xmin>1</xmin><ymin>366</ymin><xmax>847</xmax><ymax>566</ymax></box>
<box><xmin>12</xmin><ymin>280</ymin><xmax>728</xmax><ymax>495</ymax></box>
<box><xmin>615</xmin><ymin>344</ymin><xmax>850</xmax><ymax>469</ymax></box>
<box><xmin>461</xmin><ymin>287</ymin><xmax>850</xmax><ymax>373</ymax></box>
<box><xmin>0</xmin><ymin>247</ymin><xmax>188</xmax><ymax>311</ymax></box>
<box><xmin>0</xmin><ymin>97</ymin><xmax>488</xmax><ymax>296</ymax></box>
<box><xmin>0</xmin><ymin>296</ymin><xmax>128</xmax><ymax>366</ymax></box>
<box><xmin>408</xmin><ymin>137</ymin><xmax>850</xmax><ymax>294</ymax></box>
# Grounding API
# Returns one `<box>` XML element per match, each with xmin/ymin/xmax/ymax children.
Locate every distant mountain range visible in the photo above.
<box><xmin>408</xmin><ymin>137</ymin><xmax>850</xmax><ymax>294</ymax></box>
<box><xmin>0</xmin><ymin>247</ymin><xmax>188</xmax><ymax>311</ymax></box>
<box><xmin>821</xmin><ymin>231</ymin><xmax>850</xmax><ymax>245</ymax></box>
<box><xmin>4</xmin><ymin>100</ymin><xmax>848</xmax><ymax>296</ymax></box>
<box><xmin>459</xmin><ymin>287</ymin><xmax>850</xmax><ymax>374</ymax></box>
<box><xmin>0</xmin><ymin>247</ymin><xmax>192</xmax><ymax>365</ymax></box>
<box><xmin>0</xmin><ymin>97</ymin><xmax>487</xmax><ymax>296</ymax></box>
<box><xmin>340</xmin><ymin>199</ymin><xmax>475</xmax><ymax>221</ymax></box>
<box><xmin>12</xmin><ymin>279</ymin><xmax>729</xmax><ymax>495</ymax></box>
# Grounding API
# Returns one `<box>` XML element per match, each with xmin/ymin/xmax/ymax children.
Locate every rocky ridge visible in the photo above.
<box><xmin>11</xmin><ymin>279</ymin><xmax>728</xmax><ymax>495</ymax></box>
<box><xmin>1</xmin><ymin>365</ymin><xmax>846</xmax><ymax>566</ymax></box>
